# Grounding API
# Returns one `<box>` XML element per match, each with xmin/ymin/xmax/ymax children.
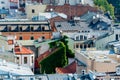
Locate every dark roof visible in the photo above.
<box><xmin>89</xmin><ymin>20</ymin><xmax>110</xmax><ymax>30</ymax></box>
<box><xmin>55</xmin><ymin>21</ymin><xmax>90</xmax><ymax>32</ymax></box>
<box><xmin>56</xmin><ymin>61</ymin><xmax>76</xmax><ymax>74</ymax></box>
<box><xmin>80</xmin><ymin>11</ymin><xmax>96</xmax><ymax>23</ymax></box>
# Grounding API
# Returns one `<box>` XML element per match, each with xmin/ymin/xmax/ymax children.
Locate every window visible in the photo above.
<box><xmin>80</xmin><ymin>44</ymin><xmax>83</xmax><ymax>49</ymax></box>
<box><xmin>19</xmin><ymin>36</ymin><xmax>22</xmax><ymax>40</ymax></box>
<box><xmin>32</xmin><ymin>9</ymin><xmax>35</xmax><ymax>13</ymax></box>
<box><xmin>116</xmin><ymin>34</ymin><xmax>119</xmax><ymax>40</ymax></box>
<box><xmin>84</xmin><ymin>36</ymin><xmax>87</xmax><ymax>40</ymax></box>
<box><xmin>80</xmin><ymin>35</ymin><xmax>83</xmax><ymax>41</ymax></box>
<box><xmin>42</xmin><ymin>36</ymin><xmax>45</xmax><ymax>39</ymax></box>
<box><xmin>88</xmin><ymin>44</ymin><xmax>91</xmax><ymax>48</ymax></box>
<box><xmin>30</xmin><ymin>36</ymin><xmax>34</xmax><ymax>40</ymax></box>
<box><xmin>42</xmin><ymin>27</ymin><xmax>45</xmax><ymax>31</ymax></box>
<box><xmin>31</xmin><ymin>56</ymin><xmax>34</xmax><ymax>63</ymax></box>
<box><xmin>31</xmin><ymin>27</ymin><xmax>33</xmax><ymax>31</ymax></box>
<box><xmin>76</xmin><ymin>44</ymin><xmax>79</xmax><ymax>48</ymax></box>
<box><xmin>84</xmin><ymin>44</ymin><xmax>87</xmax><ymax>49</ymax></box>
<box><xmin>16</xmin><ymin>57</ymin><xmax>19</xmax><ymax>64</ymax></box>
<box><xmin>24</xmin><ymin>57</ymin><xmax>27</xmax><ymax>64</ymax></box>
<box><xmin>76</xmin><ymin>36</ymin><xmax>79</xmax><ymax>40</ymax></box>
<box><xmin>2</xmin><ymin>7</ymin><xmax>5</xmax><ymax>9</ymax></box>
<box><xmin>1</xmin><ymin>1</ymin><xmax>5</xmax><ymax>4</ymax></box>
<box><xmin>9</xmin><ymin>27</ymin><xmax>11</xmax><ymax>31</ymax></box>
<box><xmin>19</xmin><ymin>27</ymin><xmax>22</xmax><ymax>31</ymax></box>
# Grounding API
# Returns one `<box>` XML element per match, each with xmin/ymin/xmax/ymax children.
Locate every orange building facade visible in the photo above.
<box><xmin>0</xmin><ymin>20</ymin><xmax>52</xmax><ymax>40</ymax></box>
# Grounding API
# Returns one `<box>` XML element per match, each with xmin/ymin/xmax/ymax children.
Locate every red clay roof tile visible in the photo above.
<box><xmin>56</xmin><ymin>61</ymin><xmax>76</xmax><ymax>74</ymax></box>
<box><xmin>15</xmin><ymin>46</ymin><xmax>33</xmax><ymax>55</ymax></box>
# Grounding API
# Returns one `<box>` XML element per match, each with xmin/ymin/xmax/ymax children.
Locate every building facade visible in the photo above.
<box><xmin>25</xmin><ymin>4</ymin><xmax>46</xmax><ymax>19</ymax></box>
<box><xmin>0</xmin><ymin>0</ymin><xmax>10</xmax><ymax>9</ymax></box>
<box><xmin>14</xmin><ymin>43</ymin><xmax>35</xmax><ymax>70</ymax></box>
<box><xmin>0</xmin><ymin>20</ymin><xmax>52</xmax><ymax>40</ymax></box>
<box><xmin>75</xmin><ymin>50</ymin><xmax>119</xmax><ymax>73</ymax></box>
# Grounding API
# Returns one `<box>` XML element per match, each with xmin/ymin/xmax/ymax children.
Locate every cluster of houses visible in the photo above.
<box><xmin>1</xmin><ymin>0</ymin><xmax>120</xmax><ymax>80</ymax></box>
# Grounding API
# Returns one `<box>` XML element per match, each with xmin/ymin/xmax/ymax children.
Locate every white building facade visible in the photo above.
<box><xmin>0</xmin><ymin>0</ymin><xmax>10</xmax><ymax>9</ymax></box>
<box><xmin>14</xmin><ymin>44</ymin><xmax>35</xmax><ymax>70</ymax></box>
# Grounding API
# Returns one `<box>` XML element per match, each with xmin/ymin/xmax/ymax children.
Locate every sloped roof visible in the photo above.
<box><xmin>37</xmin><ymin>48</ymin><xmax>58</xmax><ymax>62</ymax></box>
<box><xmin>37</xmin><ymin>50</ymin><xmax>50</xmax><ymax>62</ymax></box>
<box><xmin>15</xmin><ymin>46</ymin><xmax>33</xmax><ymax>55</ymax></box>
<box><xmin>46</xmin><ymin>4</ymin><xmax>97</xmax><ymax>19</ymax></box>
<box><xmin>56</xmin><ymin>61</ymin><xmax>76</xmax><ymax>74</ymax></box>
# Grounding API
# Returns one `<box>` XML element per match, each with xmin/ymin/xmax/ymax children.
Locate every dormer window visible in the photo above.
<box><xmin>31</xmin><ymin>27</ymin><xmax>34</xmax><ymax>31</ymax></box>
<box><xmin>42</xmin><ymin>27</ymin><xmax>45</xmax><ymax>31</ymax></box>
<box><xmin>19</xmin><ymin>27</ymin><xmax>22</xmax><ymax>31</ymax></box>
<box><xmin>8</xmin><ymin>27</ymin><xmax>11</xmax><ymax>31</ymax></box>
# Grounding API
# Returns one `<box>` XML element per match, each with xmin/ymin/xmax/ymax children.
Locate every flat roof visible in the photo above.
<box><xmin>76</xmin><ymin>50</ymin><xmax>117</xmax><ymax>63</ymax></box>
<box><xmin>16</xmin><ymin>40</ymin><xmax>34</xmax><ymax>46</ymax></box>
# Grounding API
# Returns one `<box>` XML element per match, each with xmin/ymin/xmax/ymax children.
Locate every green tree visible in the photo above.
<box><xmin>60</xmin><ymin>36</ymin><xmax>75</xmax><ymax>58</ymax></box>
<box><xmin>94</xmin><ymin>0</ymin><xmax>115</xmax><ymax>19</ymax></box>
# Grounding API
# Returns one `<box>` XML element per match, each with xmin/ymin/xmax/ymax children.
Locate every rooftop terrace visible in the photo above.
<box><xmin>76</xmin><ymin>50</ymin><xmax>118</xmax><ymax>63</ymax></box>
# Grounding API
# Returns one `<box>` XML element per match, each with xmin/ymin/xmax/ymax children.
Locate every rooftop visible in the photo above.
<box><xmin>76</xmin><ymin>50</ymin><xmax>117</xmax><ymax>63</ymax></box>
<box><xmin>46</xmin><ymin>4</ymin><xmax>97</xmax><ymax>19</ymax></box>
<box><xmin>0</xmin><ymin>51</ymin><xmax>14</xmax><ymax>62</ymax></box>
<box><xmin>56</xmin><ymin>61</ymin><xmax>76</xmax><ymax>74</ymax></box>
<box><xmin>34</xmin><ymin>39</ymin><xmax>58</xmax><ymax>48</ymax></box>
<box><xmin>55</xmin><ymin>21</ymin><xmax>90</xmax><ymax>32</ymax></box>
<box><xmin>14</xmin><ymin>46</ymin><xmax>33</xmax><ymax>55</ymax></box>
<box><xmin>16</xmin><ymin>40</ymin><xmax>34</xmax><ymax>46</ymax></box>
<box><xmin>0</xmin><ymin>59</ymin><xmax>34</xmax><ymax>75</ymax></box>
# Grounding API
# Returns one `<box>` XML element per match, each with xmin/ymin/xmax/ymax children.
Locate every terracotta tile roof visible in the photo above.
<box><xmin>8</xmin><ymin>40</ymin><xmax>14</xmax><ymax>45</ymax></box>
<box><xmin>14</xmin><ymin>46</ymin><xmax>33</xmax><ymax>55</ymax></box>
<box><xmin>56</xmin><ymin>61</ymin><xmax>76</xmax><ymax>74</ymax></box>
<box><xmin>37</xmin><ymin>50</ymin><xmax>50</xmax><ymax>62</ymax></box>
<box><xmin>46</xmin><ymin>4</ymin><xmax>97</xmax><ymax>20</ymax></box>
